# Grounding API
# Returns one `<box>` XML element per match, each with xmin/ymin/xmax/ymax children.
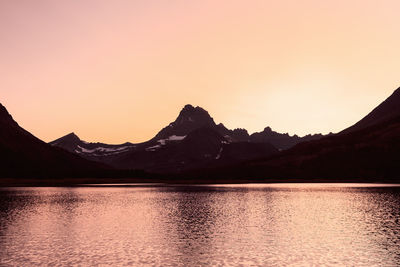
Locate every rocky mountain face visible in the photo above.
<box><xmin>152</xmin><ymin>105</ymin><xmax>254</xmax><ymax>143</ymax></box>
<box><xmin>50</xmin><ymin>104</ymin><xmax>325</xmax><ymax>172</ymax></box>
<box><xmin>153</xmin><ymin>105</ymin><xmax>216</xmax><ymax>139</ymax></box>
<box><xmin>0</xmin><ymin>103</ymin><xmax>105</xmax><ymax>178</ymax></box>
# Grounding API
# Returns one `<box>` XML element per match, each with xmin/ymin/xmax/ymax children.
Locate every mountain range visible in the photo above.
<box><xmin>49</xmin><ymin>104</ymin><xmax>324</xmax><ymax>172</ymax></box>
<box><xmin>1</xmin><ymin>86</ymin><xmax>400</xmax><ymax>183</ymax></box>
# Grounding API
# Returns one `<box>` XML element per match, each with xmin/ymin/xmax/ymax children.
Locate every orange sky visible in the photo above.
<box><xmin>1</xmin><ymin>0</ymin><xmax>400</xmax><ymax>143</ymax></box>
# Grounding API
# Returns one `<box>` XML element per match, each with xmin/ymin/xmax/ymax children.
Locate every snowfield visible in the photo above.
<box><xmin>146</xmin><ymin>135</ymin><xmax>186</xmax><ymax>151</ymax></box>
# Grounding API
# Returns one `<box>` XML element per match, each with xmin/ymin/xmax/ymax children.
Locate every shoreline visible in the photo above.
<box><xmin>1</xmin><ymin>178</ymin><xmax>400</xmax><ymax>187</ymax></box>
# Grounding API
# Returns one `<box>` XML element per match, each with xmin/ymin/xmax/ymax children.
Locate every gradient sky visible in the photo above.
<box><xmin>1</xmin><ymin>0</ymin><xmax>400</xmax><ymax>144</ymax></box>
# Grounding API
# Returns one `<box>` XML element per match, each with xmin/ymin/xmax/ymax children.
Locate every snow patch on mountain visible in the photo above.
<box><xmin>224</xmin><ymin>135</ymin><xmax>234</xmax><ymax>143</ymax></box>
<box><xmin>75</xmin><ymin>145</ymin><xmax>134</xmax><ymax>156</ymax></box>
<box><xmin>157</xmin><ymin>135</ymin><xmax>186</xmax><ymax>145</ymax></box>
<box><xmin>146</xmin><ymin>145</ymin><xmax>162</xmax><ymax>152</ymax></box>
<box><xmin>216</xmin><ymin>147</ymin><xmax>223</xmax><ymax>159</ymax></box>
<box><xmin>158</xmin><ymin>135</ymin><xmax>186</xmax><ymax>144</ymax></box>
<box><xmin>168</xmin><ymin>135</ymin><xmax>186</xmax><ymax>141</ymax></box>
<box><xmin>146</xmin><ymin>135</ymin><xmax>187</xmax><ymax>152</ymax></box>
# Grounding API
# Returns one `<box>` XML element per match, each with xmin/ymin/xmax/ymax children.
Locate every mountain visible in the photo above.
<box><xmin>342</xmin><ymin>87</ymin><xmax>400</xmax><ymax>133</ymax></box>
<box><xmin>0</xmin><ymin>103</ymin><xmax>106</xmax><ymax>178</ymax></box>
<box><xmin>114</xmin><ymin>126</ymin><xmax>277</xmax><ymax>172</ymax></box>
<box><xmin>50</xmin><ymin>132</ymin><xmax>135</xmax><ymax>162</ymax></box>
<box><xmin>153</xmin><ymin>105</ymin><xmax>216</xmax><ymax>139</ymax></box>
<box><xmin>52</xmin><ymin>126</ymin><xmax>277</xmax><ymax>173</ymax></box>
<box><xmin>208</xmin><ymin>87</ymin><xmax>400</xmax><ymax>182</ymax></box>
<box><xmin>152</xmin><ymin>105</ymin><xmax>252</xmax><ymax>143</ymax></box>
<box><xmin>50</xmin><ymin>104</ymin><xmax>325</xmax><ymax>172</ymax></box>
<box><xmin>49</xmin><ymin>132</ymin><xmax>82</xmax><ymax>153</ymax></box>
<box><xmin>147</xmin><ymin>104</ymin><xmax>325</xmax><ymax>149</ymax></box>
<box><xmin>50</xmin><ymin>105</ymin><xmax>288</xmax><ymax>172</ymax></box>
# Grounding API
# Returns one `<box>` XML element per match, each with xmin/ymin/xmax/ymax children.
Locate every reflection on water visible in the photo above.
<box><xmin>0</xmin><ymin>184</ymin><xmax>400</xmax><ymax>266</ymax></box>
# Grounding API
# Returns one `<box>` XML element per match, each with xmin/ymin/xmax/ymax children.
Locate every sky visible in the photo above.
<box><xmin>1</xmin><ymin>0</ymin><xmax>400</xmax><ymax>144</ymax></box>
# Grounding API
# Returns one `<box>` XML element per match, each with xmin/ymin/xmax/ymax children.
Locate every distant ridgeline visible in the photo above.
<box><xmin>1</xmin><ymin>87</ymin><xmax>400</xmax><ymax>182</ymax></box>
<box><xmin>49</xmin><ymin>104</ymin><xmax>325</xmax><ymax>173</ymax></box>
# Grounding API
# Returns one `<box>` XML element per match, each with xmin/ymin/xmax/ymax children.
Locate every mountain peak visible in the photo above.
<box><xmin>182</xmin><ymin>104</ymin><xmax>195</xmax><ymax>111</ymax></box>
<box><xmin>179</xmin><ymin>104</ymin><xmax>209</xmax><ymax>116</ymax></box>
<box><xmin>263</xmin><ymin>126</ymin><xmax>272</xmax><ymax>132</ymax></box>
<box><xmin>64</xmin><ymin>132</ymin><xmax>80</xmax><ymax>141</ymax></box>
<box><xmin>49</xmin><ymin>132</ymin><xmax>83</xmax><ymax>153</ymax></box>
<box><xmin>50</xmin><ymin>132</ymin><xmax>81</xmax><ymax>145</ymax></box>
<box><xmin>154</xmin><ymin>105</ymin><xmax>216</xmax><ymax>139</ymax></box>
<box><xmin>175</xmin><ymin>104</ymin><xmax>214</xmax><ymax>125</ymax></box>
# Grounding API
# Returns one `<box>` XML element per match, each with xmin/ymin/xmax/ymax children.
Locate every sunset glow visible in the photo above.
<box><xmin>1</xmin><ymin>0</ymin><xmax>400</xmax><ymax>143</ymax></box>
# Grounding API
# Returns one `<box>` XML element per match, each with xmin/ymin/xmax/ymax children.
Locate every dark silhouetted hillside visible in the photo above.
<box><xmin>342</xmin><ymin>87</ymin><xmax>400</xmax><ymax>133</ymax></box>
<box><xmin>0</xmin><ymin>103</ymin><xmax>107</xmax><ymax>178</ymax></box>
<box><xmin>203</xmin><ymin>87</ymin><xmax>400</xmax><ymax>182</ymax></box>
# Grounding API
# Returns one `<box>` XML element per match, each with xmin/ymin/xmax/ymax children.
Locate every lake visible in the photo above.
<box><xmin>0</xmin><ymin>184</ymin><xmax>399</xmax><ymax>266</ymax></box>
